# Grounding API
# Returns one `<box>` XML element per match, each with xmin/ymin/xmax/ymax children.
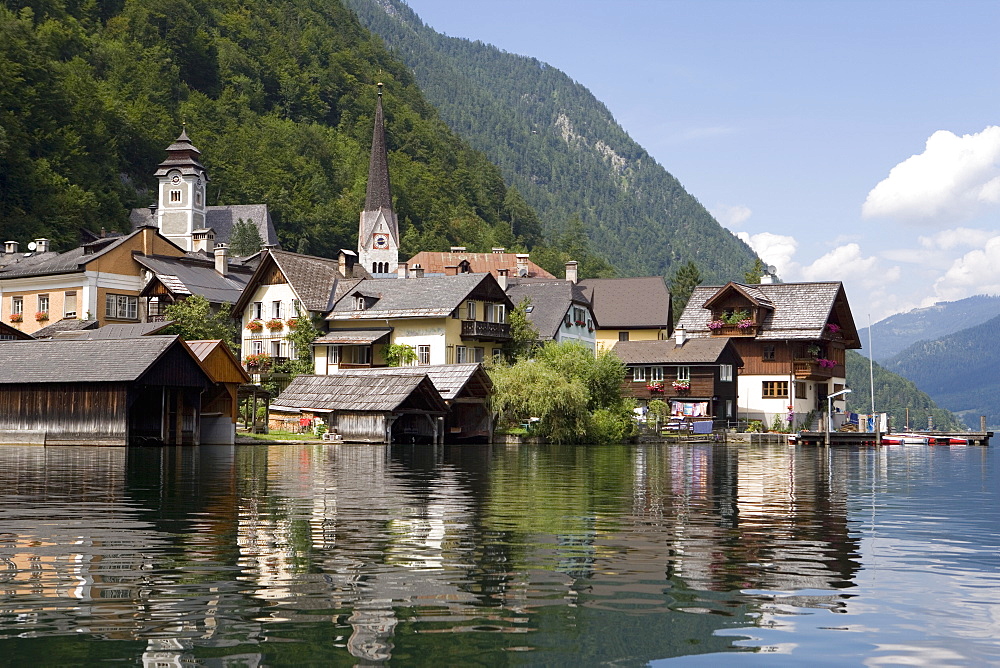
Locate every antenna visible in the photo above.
<box><xmin>27</xmin><ymin>241</ymin><xmax>37</xmax><ymax>252</ymax></box>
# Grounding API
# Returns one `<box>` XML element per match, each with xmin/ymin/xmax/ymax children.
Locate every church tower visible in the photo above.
<box><xmin>154</xmin><ymin>128</ymin><xmax>208</xmax><ymax>251</ymax></box>
<box><xmin>358</xmin><ymin>83</ymin><xmax>399</xmax><ymax>275</ymax></box>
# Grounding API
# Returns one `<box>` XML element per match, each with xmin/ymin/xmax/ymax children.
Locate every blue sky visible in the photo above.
<box><xmin>403</xmin><ymin>0</ymin><xmax>1000</xmax><ymax>322</ymax></box>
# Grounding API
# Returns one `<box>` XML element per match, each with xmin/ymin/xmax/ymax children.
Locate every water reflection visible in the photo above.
<box><xmin>0</xmin><ymin>443</ymin><xmax>993</xmax><ymax>665</ymax></box>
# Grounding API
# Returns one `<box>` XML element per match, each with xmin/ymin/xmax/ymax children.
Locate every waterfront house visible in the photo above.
<box><xmin>319</xmin><ymin>271</ymin><xmax>513</xmax><ymax>370</ymax></box>
<box><xmin>577</xmin><ymin>276</ymin><xmax>673</xmax><ymax>354</ymax></box>
<box><xmin>505</xmin><ymin>275</ymin><xmax>597</xmax><ymax>351</ymax></box>
<box><xmin>135</xmin><ymin>246</ymin><xmax>255</xmax><ymax>321</ymax></box>
<box><xmin>612</xmin><ymin>332</ymin><xmax>743</xmax><ymax>428</ymax></box>
<box><xmin>186</xmin><ymin>339</ymin><xmax>252</xmax><ymax>444</ymax></box>
<box><xmin>674</xmin><ymin>281</ymin><xmax>861</xmax><ymax>427</ymax></box>
<box><xmin>0</xmin><ymin>336</ymin><xmax>213</xmax><ymax>446</ymax></box>
<box><xmin>269</xmin><ymin>372</ymin><xmax>448</xmax><ymax>443</ymax></box>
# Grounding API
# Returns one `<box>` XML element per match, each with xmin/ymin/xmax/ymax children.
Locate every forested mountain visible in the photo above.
<box><xmin>0</xmin><ymin>0</ymin><xmax>539</xmax><ymax>258</ymax></box>
<box><xmin>882</xmin><ymin>315</ymin><xmax>1000</xmax><ymax>429</ymax></box>
<box><xmin>858</xmin><ymin>295</ymin><xmax>1000</xmax><ymax>362</ymax></box>
<box><xmin>845</xmin><ymin>350</ymin><xmax>963</xmax><ymax>432</ymax></box>
<box><xmin>346</xmin><ymin>0</ymin><xmax>758</xmax><ymax>283</ymax></box>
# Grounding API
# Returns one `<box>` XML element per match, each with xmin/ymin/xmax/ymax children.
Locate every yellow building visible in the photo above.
<box><xmin>578</xmin><ymin>276</ymin><xmax>673</xmax><ymax>354</ymax></box>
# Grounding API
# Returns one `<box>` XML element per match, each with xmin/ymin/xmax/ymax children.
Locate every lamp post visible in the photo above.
<box><xmin>826</xmin><ymin>388</ymin><xmax>852</xmax><ymax>445</ymax></box>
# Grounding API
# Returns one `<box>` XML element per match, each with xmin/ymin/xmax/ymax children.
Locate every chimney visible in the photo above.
<box><xmin>34</xmin><ymin>238</ymin><xmax>50</xmax><ymax>253</ymax></box>
<box><xmin>412</xmin><ymin>265</ymin><xmax>424</xmax><ymax>278</ymax></box>
<box><xmin>215</xmin><ymin>244</ymin><xmax>229</xmax><ymax>276</ymax></box>
<box><xmin>497</xmin><ymin>268</ymin><xmax>509</xmax><ymax>291</ymax></box>
<box><xmin>4</xmin><ymin>241</ymin><xmax>18</xmax><ymax>254</ymax></box>
<box><xmin>397</xmin><ymin>262</ymin><xmax>409</xmax><ymax>279</ymax></box>
<box><xmin>444</xmin><ymin>265</ymin><xmax>459</xmax><ymax>276</ymax></box>
<box><xmin>760</xmin><ymin>273</ymin><xmax>775</xmax><ymax>284</ymax></box>
<box><xmin>492</xmin><ymin>247</ymin><xmax>506</xmax><ymax>254</ymax></box>
<box><xmin>338</xmin><ymin>250</ymin><xmax>347</xmax><ymax>277</ymax></box>
<box><xmin>675</xmin><ymin>325</ymin><xmax>687</xmax><ymax>346</ymax></box>
<box><xmin>515</xmin><ymin>253</ymin><xmax>529</xmax><ymax>277</ymax></box>
<box><xmin>450</xmin><ymin>246</ymin><xmax>467</xmax><ymax>253</ymax></box>
<box><xmin>192</xmin><ymin>229</ymin><xmax>215</xmax><ymax>253</ymax></box>
<box><xmin>565</xmin><ymin>260</ymin><xmax>578</xmax><ymax>284</ymax></box>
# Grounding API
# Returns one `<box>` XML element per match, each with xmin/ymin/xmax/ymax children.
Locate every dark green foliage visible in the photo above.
<box><xmin>281</xmin><ymin>309</ymin><xmax>322</xmax><ymax>375</ymax></box>
<box><xmin>845</xmin><ymin>350</ymin><xmax>963</xmax><ymax>432</ymax></box>
<box><xmin>162</xmin><ymin>295</ymin><xmax>236</xmax><ymax>348</ymax></box>
<box><xmin>0</xmin><ymin>0</ymin><xmax>533</xmax><ymax>256</ymax></box>
<box><xmin>503</xmin><ymin>297</ymin><xmax>539</xmax><ymax>361</ymax></box>
<box><xmin>744</xmin><ymin>258</ymin><xmax>766</xmax><ymax>284</ymax></box>
<box><xmin>346</xmin><ymin>0</ymin><xmax>759</xmax><ymax>283</ymax></box>
<box><xmin>228</xmin><ymin>218</ymin><xmax>262</xmax><ymax>256</ymax></box>
<box><xmin>669</xmin><ymin>261</ymin><xmax>703</xmax><ymax>321</ymax></box>
<box><xmin>383</xmin><ymin>342</ymin><xmax>417</xmax><ymax>367</ymax></box>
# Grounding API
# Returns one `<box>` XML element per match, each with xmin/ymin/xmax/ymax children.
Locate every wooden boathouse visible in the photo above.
<box><xmin>186</xmin><ymin>339</ymin><xmax>252</xmax><ymax>444</ymax></box>
<box><xmin>0</xmin><ymin>336</ymin><xmax>212</xmax><ymax>446</ymax></box>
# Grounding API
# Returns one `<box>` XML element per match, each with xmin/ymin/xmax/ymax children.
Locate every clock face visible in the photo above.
<box><xmin>373</xmin><ymin>233</ymin><xmax>389</xmax><ymax>249</ymax></box>
<box><xmin>171</xmin><ymin>175</ymin><xmax>181</xmax><ymax>184</ymax></box>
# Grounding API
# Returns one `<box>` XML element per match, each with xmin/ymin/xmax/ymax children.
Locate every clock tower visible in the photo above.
<box><xmin>358</xmin><ymin>84</ymin><xmax>399</xmax><ymax>275</ymax></box>
<box><xmin>154</xmin><ymin>127</ymin><xmax>208</xmax><ymax>251</ymax></box>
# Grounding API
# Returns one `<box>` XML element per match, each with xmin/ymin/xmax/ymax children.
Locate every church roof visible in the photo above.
<box><xmin>129</xmin><ymin>204</ymin><xmax>279</xmax><ymax>250</ymax></box>
<box><xmin>364</xmin><ymin>85</ymin><xmax>393</xmax><ymax>212</ymax></box>
<box><xmin>154</xmin><ymin>128</ymin><xmax>207</xmax><ymax>177</ymax></box>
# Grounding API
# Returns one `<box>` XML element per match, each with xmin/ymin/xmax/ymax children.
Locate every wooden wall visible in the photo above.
<box><xmin>333</xmin><ymin>412</ymin><xmax>388</xmax><ymax>443</ymax></box>
<box><xmin>0</xmin><ymin>383</ymin><xmax>128</xmax><ymax>445</ymax></box>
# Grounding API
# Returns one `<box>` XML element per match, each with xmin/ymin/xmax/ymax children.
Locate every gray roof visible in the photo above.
<box><xmin>365</xmin><ymin>91</ymin><xmax>393</xmax><ymax>212</ymax></box>
<box><xmin>0</xmin><ymin>232</ymin><xmax>137</xmax><ymax>279</ymax></box>
<box><xmin>272</xmin><ymin>372</ymin><xmax>446</xmax><ymax>413</ymax></box>
<box><xmin>56</xmin><ymin>321</ymin><xmax>174</xmax><ymax>340</ymax></box>
<box><xmin>314</xmin><ymin>364</ymin><xmax>489</xmax><ymax>401</ymax></box>
<box><xmin>328</xmin><ymin>273</ymin><xmax>511</xmax><ymax>321</ymax></box>
<box><xmin>270</xmin><ymin>250</ymin><xmax>344</xmax><ymax>312</ymax></box>
<box><xmin>676</xmin><ymin>281</ymin><xmax>855</xmax><ymax>342</ymax></box>
<box><xmin>505</xmin><ymin>280</ymin><xmax>592</xmax><ymax>340</ymax></box>
<box><xmin>129</xmin><ymin>204</ymin><xmax>279</xmax><ymax>249</ymax></box>
<box><xmin>0</xmin><ymin>336</ymin><xmax>180</xmax><ymax>383</ymax></box>
<box><xmin>612</xmin><ymin>338</ymin><xmax>739</xmax><ymax>365</ymax></box>
<box><xmin>30</xmin><ymin>319</ymin><xmax>100</xmax><ymax>339</ymax></box>
<box><xmin>577</xmin><ymin>277</ymin><xmax>671</xmax><ymax>329</ymax></box>
<box><xmin>314</xmin><ymin>329</ymin><xmax>391</xmax><ymax>345</ymax></box>
<box><xmin>135</xmin><ymin>254</ymin><xmax>253</xmax><ymax>304</ymax></box>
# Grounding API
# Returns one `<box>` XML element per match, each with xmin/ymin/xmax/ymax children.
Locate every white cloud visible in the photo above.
<box><xmin>736</xmin><ymin>231</ymin><xmax>798</xmax><ymax>278</ymax></box>
<box><xmin>917</xmin><ymin>227</ymin><xmax>996</xmax><ymax>250</ymax></box>
<box><xmin>711</xmin><ymin>203</ymin><xmax>752</xmax><ymax>228</ymax></box>
<box><xmin>932</xmin><ymin>235</ymin><xmax>1000</xmax><ymax>301</ymax></box>
<box><xmin>799</xmin><ymin>243</ymin><xmax>899</xmax><ymax>288</ymax></box>
<box><xmin>862</xmin><ymin>126</ymin><xmax>1000</xmax><ymax>223</ymax></box>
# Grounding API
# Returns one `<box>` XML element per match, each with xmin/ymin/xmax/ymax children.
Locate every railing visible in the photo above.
<box><xmin>710</xmin><ymin>324</ymin><xmax>758</xmax><ymax>337</ymax></box>
<box><xmin>338</xmin><ymin>363</ymin><xmax>373</xmax><ymax>369</ymax></box>
<box><xmin>461</xmin><ymin>320</ymin><xmax>511</xmax><ymax>340</ymax></box>
<box><xmin>793</xmin><ymin>358</ymin><xmax>837</xmax><ymax>379</ymax></box>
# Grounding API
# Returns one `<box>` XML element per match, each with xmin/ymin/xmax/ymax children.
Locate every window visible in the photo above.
<box><xmin>418</xmin><ymin>345</ymin><xmax>430</xmax><ymax>366</ymax></box>
<box><xmin>473</xmin><ymin>347</ymin><xmax>485</xmax><ymax>363</ymax></box>
<box><xmin>354</xmin><ymin>296</ymin><xmax>367</xmax><ymax>310</ymax></box>
<box><xmin>252</xmin><ymin>302</ymin><xmax>263</xmax><ymax>320</ymax></box>
<box><xmin>619</xmin><ymin>331</ymin><xmax>630</xmax><ymax>342</ymax></box>
<box><xmin>649</xmin><ymin>366</ymin><xmax>664</xmax><ymax>381</ymax></box>
<box><xmin>795</xmin><ymin>381</ymin><xmax>808</xmax><ymax>399</ymax></box>
<box><xmin>105</xmin><ymin>294</ymin><xmax>137</xmax><ymax>320</ymax></box>
<box><xmin>493</xmin><ymin>348</ymin><xmax>503</xmax><ymax>363</ymax></box>
<box><xmin>720</xmin><ymin>364</ymin><xmax>733</xmax><ymax>382</ymax></box>
<box><xmin>676</xmin><ymin>366</ymin><xmax>690</xmax><ymax>382</ymax></box>
<box><xmin>250</xmin><ymin>340</ymin><xmax>264</xmax><ymax>355</ymax></box>
<box><xmin>466</xmin><ymin>301</ymin><xmax>477</xmax><ymax>320</ymax></box>
<box><xmin>270</xmin><ymin>340</ymin><xmax>283</xmax><ymax>358</ymax></box>
<box><xmin>328</xmin><ymin>345</ymin><xmax>341</xmax><ymax>364</ymax></box>
<box><xmin>455</xmin><ymin>346</ymin><xmax>469</xmax><ymax>363</ymax></box>
<box><xmin>573</xmin><ymin>307</ymin><xmax>586</xmax><ymax>322</ymax></box>
<box><xmin>485</xmin><ymin>303</ymin><xmax>506</xmax><ymax>323</ymax></box>
<box><xmin>725</xmin><ymin>400</ymin><xmax>733</xmax><ymax>418</ymax></box>
<box><xmin>272</xmin><ymin>301</ymin><xmax>283</xmax><ymax>319</ymax></box>
<box><xmin>632</xmin><ymin>366</ymin><xmax>646</xmax><ymax>382</ymax></box>
<box><xmin>170</xmin><ymin>189</ymin><xmax>181</xmax><ymax>203</ymax></box>
<box><xmin>12</xmin><ymin>296</ymin><xmax>23</xmax><ymax>315</ymax></box>
<box><xmin>495</xmin><ymin>304</ymin><xmax>506</xmax><ymax>323</ymax></box>
<box><xmin>64</xmin><ymin>291</ymin><xmax>77</xmax><ymax>318</ymax></box>
<box><xmin>37</xmin><ymin>294</ymin><xmax>49</xmax><ymax>315</ymax></box>
<box><xmin>762</xmin><ymin>381</ymin><xmax>788</xmax><ymax>398</ymax></box>
<box><xmin>762</xmin><ymin>344</ymin><xmax>776</xmax><ymax>361</ymax></box>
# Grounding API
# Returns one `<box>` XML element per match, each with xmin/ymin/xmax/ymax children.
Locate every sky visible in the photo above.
<box><xmin>402</xmin><ymin>0</ymin><xmax>1000</xmax><ymax>322</ymax></box>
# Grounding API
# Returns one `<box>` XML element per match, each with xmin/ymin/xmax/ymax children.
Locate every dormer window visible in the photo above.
<box><xmin>354</xmin><ymin>296</ymin><xmax>367</xmax><ymax>310</ymax></box>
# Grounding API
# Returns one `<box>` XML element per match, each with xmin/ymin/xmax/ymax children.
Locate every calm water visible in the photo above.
<box><xmin>0</xmin><ymin>442</ymin><xmax>997</xmax><ymax>667</ymax></box>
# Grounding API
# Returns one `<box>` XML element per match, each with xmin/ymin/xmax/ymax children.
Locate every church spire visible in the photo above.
<box><xmin>358</xmin><ymin>83</ymin><xmax>399</xmax><ymax>275</ymax></box>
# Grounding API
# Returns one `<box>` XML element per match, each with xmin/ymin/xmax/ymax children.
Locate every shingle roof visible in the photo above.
<box><xmin>365</xmin><ymin>90</ymin><xmax>393</xmax><ymax>212</ymax></box>
<box><xmin>272</xmin><ymin>372</ymin><xmax>446</xmax><ymax>413</ymax></box>
<box><xmin>134</xmin><ymin>254</ymin><xmax>253</xmax><ymax>304</ymax></box>
<box><xmin>314</xmin><ymin>364</ymin><xmax>489</xmax><ymax>401</ymax></box>
<box><xmin>31</xmin><ymin>319</ymin><xmax>99</xmax><ymax>339</ymax></box>
<box><xmin>327</xmin><ymin>273</ymin><xmax>510</xmax><ymax>321</ymax></box>
<box><xmin>505</xmin><ymin>280</ymin><xmax>592</xmax><ymax>340</ymax></box>
<box><xmin>314</xmin><ymin>329</ymin><xmax>391</xmax><ymax>345</ymax></box>
<box><xmin>405</xmin><ymin>251</ymin><xmax>555</xmax><ymax>278</ymax></box>
<box><xmin>0</xmin><ymin>336</ymin><xmax>180</xmax><ymax>383</ymax></box>
<box><xmin>67</xmin><ymin>322</ymin><xmax>174</xmax><ymax>340</ymax></box>
<box><xmin>612</xmin><ymin>338</ymin><xmax>738</xmax><ymax>365</ymax></box>
<box><xmin>0</xmin><ymin>231</ymin><xmax>138</xmax><ymax>278</ymax></box>
<box><xmin>577</xmin><ymin>277</ymin><xmax>671</xmax><ymax>329</ymax></box>
<box><xmin>675</xmin><ymin>281</ymin><xmax>856</xmax><ymax>342</ymax></box>
<box><xmin>129</xmin><ymin>204</ymin><xmax>279</xmax><ymax>250</ymax></box>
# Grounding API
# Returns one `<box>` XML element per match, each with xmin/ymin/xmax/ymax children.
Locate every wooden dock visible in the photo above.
<box><xmin>794</xmin><ymin>431</ymin><xmax>992</xmax><ymax>446</ymax></box>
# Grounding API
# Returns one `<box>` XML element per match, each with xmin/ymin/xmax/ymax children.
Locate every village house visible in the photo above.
<box><xmin>674</xmin><ymin>280</ymin><xmax>861</xmax><ymax>427</ymax></box>
<box><xmin>577</xmin><ymin>276</ymin><xmax>673</xmax><ymax>354</ymax></box>
<box><xmin>613</xmin><ymin>330</ymin><xmax>743</xmax><ymax>429</ymax></box>
<box><xmin>504</xmin><ymin>264</ymin><xmax>597</xmax><ymax>351</ymax></box>
<box><xmin>405</xmin><ymin>247</ymin><xmax>555</xmax><ymax>279</ymax></box>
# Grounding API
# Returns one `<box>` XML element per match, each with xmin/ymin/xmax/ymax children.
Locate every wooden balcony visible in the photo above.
<box><xmin>793</xmin><ymin>358</ymin><xmax>839</xmax><ymax>380</ymax></box>
<box><xmin>710</xmin><ymin>323</ymin><xmax>758</xmax><ymax>337</ymax></box>
<box><xmin>461</xmin><ymin>320</ymin><xmax>511</xmax><ymax>341</ymax></box>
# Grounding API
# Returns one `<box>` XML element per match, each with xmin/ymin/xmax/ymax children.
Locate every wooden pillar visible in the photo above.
<box><xmin>174</xmin><ymin>390</ymin><xmax>183</xmax><ymax>445</ymax></box>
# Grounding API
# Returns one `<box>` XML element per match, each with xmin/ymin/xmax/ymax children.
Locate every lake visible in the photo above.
<box><xmin>0</xmin><ymin>442</ymin><xmax>997</xmax><ymax>666</ymax></box>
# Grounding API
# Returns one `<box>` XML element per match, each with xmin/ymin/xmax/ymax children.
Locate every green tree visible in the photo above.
<box><xmin>162</xmin><ymin>295</ymin><xmax>236</xmax><ymax>348</ymax></box>
<box><xmin>229</xmin><ymin>218</ymin><xmax>263</xmax><ymax>257</ymax></box>
<box><xmin>744</xmin><ymin>258</ymin><xmax>766</xmax><ymax>284</ymax></box>
<box><xmin>383</xmin><ymin>343</ymin><xmax>417</xmax><ymax>367</ymax></box>
<box><xmin>669</xmin><ymin>260</ymin><xmax>703</xmax><ymax>322</ymax></box>
<box><xmin>281</xmin><ymin>308</ymin><xmax>322</xmax><ymax>375</ymax></box>
<box><xmin>504</xmin><ymin>297</ymin><xmax>539</xmax><ymax>361</ymax></box>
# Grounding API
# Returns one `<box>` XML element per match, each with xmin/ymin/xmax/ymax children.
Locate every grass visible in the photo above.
<box><xmin>239</xmin><ymin>430</ymin><xmax>322</xmax><ymax>442</ymax></box>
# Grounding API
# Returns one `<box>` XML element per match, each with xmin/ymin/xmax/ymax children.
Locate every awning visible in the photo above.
<box><xmin>313</xmin><ymin>329</ymin><xmax>391</xmax><ymax>345</ymax></box>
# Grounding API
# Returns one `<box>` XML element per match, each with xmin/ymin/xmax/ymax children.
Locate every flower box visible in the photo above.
<box><xmin>244</xmin><ymin>353</ymin><xmax>272</xmax><ymax>371</ymax></box>
<box><xmin>9</xmin><ymin>313</ymin><xmax>22</xmax><ymax>323</ymax></box>
<box><xmin>671</xmin><ymin>380</ymin><xmax>690</xmax><ymax>391</ymax></box>
<box><xmin>265</xmin><ymin>318</ymin><xmax>284</xmax><ymax>331</ymax></box>
<box><xmin>708</xmin><ymin>320</ymin><xmax>724</xmax><ymax>330</ymax></box>
<box><xmin>286</xmin><ymin>318</ymin><xmax>299</xmax><ymax>329</ymax></box>
<box><xmin>647</xmin><ymin>382</ymin><xmax>664</xmax><ymax>393</ymax></box>
<box><xmin>246</xmin><ymin>320</ymin><xmax>264</xmax><ymax>333</ymax></box>
<box><xmin>35</xmin><ymin>311</ymin><xmax>49</xmax><ymax>322</ymax></box>
<box><xmin>816</xmin><ymin>358</ymin><xmax>836</xmax><ymax>369</ymax></box>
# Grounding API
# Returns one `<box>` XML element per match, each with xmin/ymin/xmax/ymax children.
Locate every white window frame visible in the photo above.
<box><xmin>272</xmin><ymin>300</ymin><xmax>283</xmax><ymax>319</ymax></box>
<box><xmin>105</xmin><ymin>293</ymin><xmax>137</xmax><ymax>320</ymax></box>
<box><xmin>252</xmin><ymin>302</ymin><xmax>263</xmax><ymax>320</ymax></box>
<box><xmin>720</xmin><ymin>364</ymin><xmax>733</xmax><ymax>382</ymax></box>
<box><xmin>466</xmin><ymin>301</ymin><xmax>477</xmax><ymax>320</ymax></box>
<box><xmin>676</xmin><ymin>366</ymin><xmax>690</xmax><ymax>382</ymax></box>
<box><xmin>63</xmin><ymin>291</ymin><xmax>77</xmax><ymax>318</ymax></box>
<box><xmin>417</xmin><ymin>345</ymin><xmax>430</xmax><ymax>366</ymax></box>
<box><xmin>473</xmin><ymin>347</ymin><xmax>485</xmax><ymax>363</ymax></box>
<box><xmin>649</xmin><ymin>366</ymin><xmax>664</xmax><ymax>381</ymax></box>
<box><xmin>456</xmin><ymin>345</ymin><xmax>469</xmax><ymax>363</ymax></box>
<box><xmin>37</xmin><ymin>294</ymin><xmax>49</xmax><ymax>315</ymax></box>
<box><xmin>11</xmin><ymin>296</ymin><xmax>23</xmax><ymax>315</ymax></box>
<box><xmin>329</xmin><ymin>345</ymin><xmax>341</xmax><ymax>364</ymax></box>
<box><xmin>632</xmin><ymin>366</ymin><xmax>646</xmax><ymax>382</ymax></box>
<box><xmin>250</xmin><ymin>340</ymin><xmax>264</xmax><ymax>355</ymax></box>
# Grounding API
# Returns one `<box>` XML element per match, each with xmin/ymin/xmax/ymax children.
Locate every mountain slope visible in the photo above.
<box><xmin>883</xmin><ymin>314</ymin><xmax>1000</xmax><ymax>428</ymax></box>
<box><xmin>346</xmin><ymin>0</ymin><xmax>758</xmax><ymax>283</ymax></box>
<box><xmin>0</xmin><ymin>0</ymin><xmax>533</xmax><ymax>258</ymax></box>
<box><xmin>858</xmin><ymin>295</ymin><xmax>1000</xmax><ymax>362</ymax></box>
<box><xmin>845</xmin><ymin>350</ymin><xmax>963</xmax><ymax>431</ymax></box>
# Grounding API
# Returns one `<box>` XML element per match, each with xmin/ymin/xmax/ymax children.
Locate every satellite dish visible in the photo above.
<box><xmin>767</xmin><ymin>265</ymin><xmax>777</xmax><ymax>275</ymax></box>
<box><xmin>27</xmin><ymin>241</ymin><xmax>36</xmax><ymax>251</ymax></box>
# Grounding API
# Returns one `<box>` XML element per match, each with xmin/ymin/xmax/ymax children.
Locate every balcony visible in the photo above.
<box><xmin>793</xmin><ymin>358</ymin><xmax>840</xmax><ymax>380</ymax></box>
<box><xmin>709</xmin><ymin>323</ymin><xmax>758</xmax><ymax>337</ymax></box>
<box><xmin>462</xmin><ymin>320</ymin><xmax>511</xmax><ymax>341</ymax></box>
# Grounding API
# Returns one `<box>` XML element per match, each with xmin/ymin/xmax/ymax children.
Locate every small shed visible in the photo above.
<box><xmin>0</xmin><ymin>336</ymin><xmax>212</xmax><ymax>446</ymax></box>
<box><xmin>0</xmin><ymin>321</ymin><xmax>33</xmax><ymax>341</ymax></box>
<box><xmin>186</xmin><ymin>340</ymin><xmax>251</xmax><ymax>444</ymax></box>
<box><xmin>270</xmin><ymin>372</ymin><xmax>448</xmax><ymax>443</ymax></box>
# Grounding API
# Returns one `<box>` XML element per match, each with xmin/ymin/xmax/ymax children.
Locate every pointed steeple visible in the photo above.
<box><xmin>358</xmin><ymin>83</ymin><xmax>399</xmax><ymax>275</ymax></box>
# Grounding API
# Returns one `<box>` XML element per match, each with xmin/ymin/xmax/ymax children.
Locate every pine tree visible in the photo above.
<box><xmin>229</xmin><ymin>219</ymin><xmax>263</xmax><ymax>257</ymax></box>
<box><xmin>669</xmin><ymin>261</ymin><xmax>703</xmax><ymax>321</ymax></box>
